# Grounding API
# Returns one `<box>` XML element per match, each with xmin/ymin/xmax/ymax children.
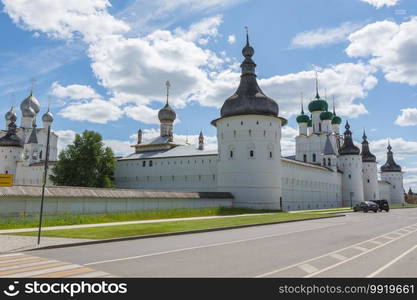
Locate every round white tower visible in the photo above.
<box><xmin>0</xmin><ymin>120</ymin><xmax>23</xmax><ymax>175</ymax></box>
<box><xmin>211</xmin><ymin>32</ymin><xmax>287</xmax><ymax>210</ymax></box>
<box><xmin>380</xmin><ymin>143</ymin><xmax>404</xmax><ymax>205</ymax></box>
<box><xmin>361</xmin><ymin>131</ymin><xmax>380</xmax><ymax>201</ymax></box>
<box><xmin>338</xmin><ymin>121</ymin><xmax>364</xmax><ymax>206</ymax></box>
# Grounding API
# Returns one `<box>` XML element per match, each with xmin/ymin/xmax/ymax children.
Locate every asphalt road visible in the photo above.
<box><xmin>29</xmin><ymin>208</ymin><xmax>417</xmax><ymax>277</ymax></box>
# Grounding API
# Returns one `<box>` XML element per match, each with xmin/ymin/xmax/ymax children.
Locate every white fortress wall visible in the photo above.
<box><xmin>281</xmin><ymin>158</ymin><xmax>342</xmax><ymax>211</ymax></box>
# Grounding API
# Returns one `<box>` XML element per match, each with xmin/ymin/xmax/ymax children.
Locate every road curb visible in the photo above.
<box><xmin>24</xmin><ymin>214</ymin><xmax>345</xmax><ymax>252</ymax></box>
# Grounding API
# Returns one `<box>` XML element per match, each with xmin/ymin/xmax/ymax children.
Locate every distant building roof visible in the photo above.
<box><xmin>120</xmin><ymin>144</ymin><xmax>217</xmax><ymax>160</ymax></box>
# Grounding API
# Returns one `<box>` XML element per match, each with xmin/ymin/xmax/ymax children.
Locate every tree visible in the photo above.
<box><xmin>50</xmin><ymin>130</ymin><xmax>116</xmax><ymax>188</ymax></box>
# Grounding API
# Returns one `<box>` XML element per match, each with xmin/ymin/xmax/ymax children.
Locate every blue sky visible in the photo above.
<box><xmin>1</xmin><ymin>0</ymin><xmax>417</xmax><ymax>190</ymax></box>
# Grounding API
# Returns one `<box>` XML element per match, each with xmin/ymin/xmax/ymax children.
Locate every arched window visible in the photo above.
<box><xmin>230</xmin><ymin>151</ymin><xmax>234</xmax><ymax>158</ymax></box>
<box><xmin>312</xmin><ymin>153</ymin><xmax>316</xmax><ymax>162</ymax></box>
<box><xmin>328</xmin><ymin>158</ymin><xmax>331</xmax><ymax>165</ymax></box>
<box><xmin>323</xmin><ymin>158</ymin><xmax>326</xmax><ymax>166</ymax></box>
<box><xmin>142</xmin><ymin>161</ymin><xmax>146</xmax><ymax>167</ymax></box>
<box><xmin>250</xmin><ymin>150</ymin><xmax>254</xmax><ymax>158</ymax></box>
<box><xmin>319</xmin><ymin>123</ymin><xmax>322</xmax><ymax>132</ymax></box>
<box><xmin>269</xmin><ymin>151</ymin><xmax>273</xmax><ymax>159</ymax></box>
<box><xmin>149</xmin><ymin>161</ymin><xmax>153</xmax><ymax>167</ymax></box>
<box><xmin>303</xmin><ymin>154</ymin><xmax>307</xmax><ymax>162</ymax></box>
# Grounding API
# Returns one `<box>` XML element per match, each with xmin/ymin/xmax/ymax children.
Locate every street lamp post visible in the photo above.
<box><xmin>37</xmin><ymin>125</ymin><xmax>51</xmax><ymax>245</ymax></box>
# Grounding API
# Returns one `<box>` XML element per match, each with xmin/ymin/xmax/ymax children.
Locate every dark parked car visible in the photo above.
<box><xmin>353</xmin><ymin>201</ymin><xmax>379</xmax><ymax>213</ymax></box>
<box><xmin>371</xmin><ymin>200</ymin><xmax>390</xmax><ymax>212</ymax></box>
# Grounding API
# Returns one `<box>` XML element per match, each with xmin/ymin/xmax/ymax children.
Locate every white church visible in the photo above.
<box><xmin>0</xmin><ymin>91</ymin><xmax>58</xmax><ymax>185</ymax></box>
<box><xmin>114</xmin><ymin>34</ymin><xmax>405</xmax><ymax>210</ymax></box>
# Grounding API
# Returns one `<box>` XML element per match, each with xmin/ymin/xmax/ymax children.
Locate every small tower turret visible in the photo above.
<box><xmin>198</xmin><ymin>131</ymin><xmax>204</xmax><ymax>150</ymax></box>
<box><xmin>380</xmin><ymin>141</ymin><xmax>404</xmax><ymax>205</ymax></box>
<box><xmin>137</xmin><ymin>129</ymin><xmax>142</xmax><ymax>144</ymax></box>
<box><xmin>361</xmin><ymin>130</ymin><xmax>380</xmax><ymax>201</ymax></box>
<box><xmin>158</xmin><ymin>81</ymin><xmax>176</xmax><ymax>142</ymax></box>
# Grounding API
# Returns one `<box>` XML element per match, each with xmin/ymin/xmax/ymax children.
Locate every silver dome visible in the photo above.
<box><xmin>22</xmin><ymin>106</ymin><xmax>36</xmax><ymax>118</ymax></box>
<box><xmin>5</xmin><ymin>107</ymin><xmax>17</xmax><ymax>122</ymax></box>
<box><xmin>20</xmin><ymin>92</ymin><xmax>40</xmax><ymax>115</ymax></box>
<box><xmin>158</xmin><ymin>103</ymin><xmax>176</xmax><ymax>122</ymax></box>
<box><xmin>42</xmin><ymin>110</ymin><xmax>54</xmax><ymax>123</ymax></box>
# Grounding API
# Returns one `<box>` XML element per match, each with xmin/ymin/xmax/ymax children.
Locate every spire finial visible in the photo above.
<box><xmin>30</xmin><ymin>77</ymin><xmax>37</xmax><ymax>95</ymax></box>
<box><xmin>315</xmin><ymin>71</ymin><xmax>320</xmax><ymax>99</ymax></box>
<box><xmin>245</xmin><ymin>26</ymin><xmax>249</xmax><ymax>45</ymax></box>
<box><xmin>165</xmin><ymin>80</ymin><xmax>171</xmax><ymax>105</ymax></box>
<box><xmin>47</xmin><ymin>95</ymin><xmax>52</xmax><ymax>112</ymax></box>
<box><xmin>363</xmin><ymin>129</ymin><xmax>367</xmax><ymax>140</ymax></box>
<box><xmin>332</xmin><ymin>96</ymin><xmax>336</xmax><ymax>114</ymax></box>
<box><xmin>300</xmin><ymin>92</ymin><xmax>304</xmax><ymax>114</ymax></box>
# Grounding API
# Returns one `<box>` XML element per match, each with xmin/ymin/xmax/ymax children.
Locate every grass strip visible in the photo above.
<box><xmin>0</xmin><ymin>207</ymin><xmax>278</xmax><ymax>230</ymax></box>
<box><xmin>13</xmin><ymin>212</ymin><xmax>335</xmax><ymax>240</ymax></box>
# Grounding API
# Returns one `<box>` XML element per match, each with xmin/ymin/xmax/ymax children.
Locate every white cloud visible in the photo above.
<box><xmin>55</xmin><ymin>129</ymin><xmax>76</xmax><ymax>153</ymax></box>
<box><xmin>2</xmin><ymin>0</ymin><xmax>129</xmax><ymax>43</ymax></box>
<box><xmin>291</xmin><ymin>22</ymin><xmax>363</xmax><ymax>48</ymax></box>
<box><xmin>227</xmin><ymin>35</ymin><xmax>236</xmax><ymax>44</ymax></box>
<box><xmin>197</xmin><ymin>62</ymin><xmax>377</xmax><ymax>119</ymax></box>
<box><xmin>104</xmin><ymin>139</ymin><xmax>134</xmax><ymax>157</ymax></box>
<box><xmin>369</xmin><ymin>137</ymin><xmax>417</xmax><ymax>163</ymax></box>
<box><xmin>123</xmin><ymin>105</ymin><xmax>160</xmax><ymax>125</ymax></box>
<box><xmin>51</xmin><ymin>82</ymin><xmax>101</xmax><ymax>100</ymax></box>
<box><xmin>281</xmin><ymin>126</ymin><xmax>298</xmax><ymax>156</ymax></box>
<box><xmin>346</xmin><ymin>18</ymin><xmax>417</xmax><ymax>85</ymax></box>
<box><xmin>359</xmin><ymin>0</ymin><xmax>399</xmax><ymax>8</ymax></box>
<box><xmin>395</xmin><ymin>108</ymin><xmax>417</xmax><ymax>126</ymax></box>
<box><xmin>175</xmin><ymin>15</ymin><xmax>222</xmax><ymax>44</ymax></box>
<box><xmin>59</xmin><ymin>98</ymin><xmax>123</xmax><ymax>124</ymax></box>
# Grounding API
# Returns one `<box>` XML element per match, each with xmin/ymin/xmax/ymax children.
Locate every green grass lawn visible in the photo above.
<box><xmin>14</xmin><ymin>212</ymin><xmax>337</xmax><ymax>240</ymax></box>
<box><xmin>391</xmin><ymin>204</ymin><xmax>417</xmax><ymax>209</ymax></box>
<box><xmin>0</xmin><ymin>207</ymin><xmax>278</xmax><ymax>230</ymax></box>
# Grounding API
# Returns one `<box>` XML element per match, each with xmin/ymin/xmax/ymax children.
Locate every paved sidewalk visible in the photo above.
<box><xmin>0</xmin><ymin>213</ymin><xmax>275</xmax><ymax>235</ymax></box>
<box><xmin>0</xmin><ymin>235</ymin><xmax>92</xmax><ymax>254</ymax></box>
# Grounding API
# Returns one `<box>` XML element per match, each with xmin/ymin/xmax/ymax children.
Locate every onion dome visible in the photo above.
<box><xmin>0</xmin><ymin>120</ymin><xmax>23</xmax><ymax>147</ymax></box>
<box><xmin>339</xmin><ymin>121</ymin><xmax>360</xmax><ymax>155</ymax></box>
<box><xmin>331</xmin><ymin>99</ymin><xmax>342</xmax><ymax>124</ymax></box>
<box><xmin>332</xmin><ymin>115</ymin><xmax>342</xmax><ymax>125</ymax></box>
<box><xmin>42</xmin><ymin>109</ymin><xmax>54</xmax><ymax>123</ymax></box>
<box><xmin>361</xmin><ymin>131</ymin><xmax>376</xmax><ymax>162</ymax></box>
<box><xmin>296</xmin><ymin>114</ymin><xmax>310</xmax><ymax>123</ymax></box>
<box><xmin>5</xmin><ymin>106</ymin><xmax>17</xmax><ymax>122</ymax></box>
<box><xmin>381</xmin><ymin>142</ymin><xmax>402</xmax><ymax>172</ymax></box>
<box><xmin>20</xmin><ymin>91</ymin><xmax>40</xmax><ymax>115</ymax></box>
<box><xmin>320</xmin><ymin>110</ymin><xmax>333</xmax><ymax>121</ymax></box>
<box><xmin>22</xmin><ymin>106</ymin><xmax>36</xmax><ymax>118</ymax></box>
<box><xmin>308</xmin><ymin>97</ymin><xmax>328</xmax><ymax>112</ymax></box>
<box><xmin>158</xmin><ymin>80</ymin><xmax>176</xmax><ymax>122</ymax></box>
<box><xmin>308</xmin><ymin>75</ymin><xmax>328</xmax><ymax>112</ymax></box>
<box><xmin>158</xmin><ymin>103</ymin><xmax>176</xmax><ymax>122</ymax></box>
<box><xmin>296</xmin><ymin>97</ymin><xmax>310</xmax><ymax>123</ymax></box>
<box><xmin>219</xmin><ymin>30</ymin><xmax>279</xmax><ymax>119</ymax></box>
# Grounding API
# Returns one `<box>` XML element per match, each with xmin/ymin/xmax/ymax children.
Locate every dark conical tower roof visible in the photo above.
<box><xmin>219</xmin><ymin>30</ymin><xmax>279</xmax><ymax>119</ymax></box>
<box><xmin>0</xmin><ymin>120</ymin><xmax>23</xmax><ymax>147</ymax></box>
<box><xmin>339</xmin><ymin>121</ymin><xmax>360</xmax><ymax>155</ymax></box>
<box><xmin>361</xmin><ymin>131</ymin><xmax>376</xmax><ymax>162</ymax></box>
<box><xmin>381</xmin><ymin>142</ymin><xmax>402</xmax><ymax>172</ymax></box>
